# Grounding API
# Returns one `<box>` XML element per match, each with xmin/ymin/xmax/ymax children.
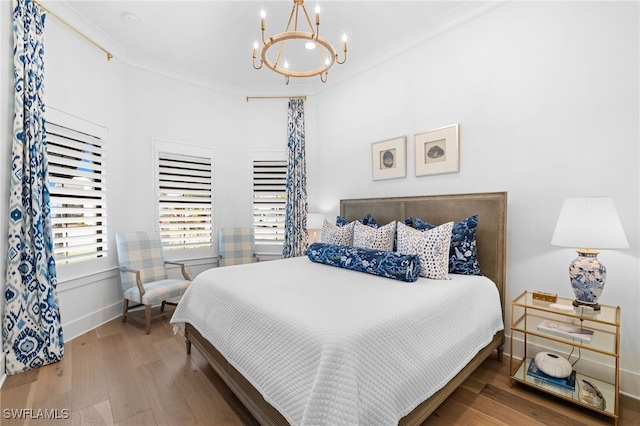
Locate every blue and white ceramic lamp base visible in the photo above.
<box><xmin>569</xmin><ymin>249</ymin><xmax>605</xmax><ymax>311</ymax></box>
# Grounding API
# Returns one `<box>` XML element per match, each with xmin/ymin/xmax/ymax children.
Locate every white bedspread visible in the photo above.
<box><xmin>171</xmin><ymin>257</ymin><xmax>503</xmax><ymax>426</ymax></box>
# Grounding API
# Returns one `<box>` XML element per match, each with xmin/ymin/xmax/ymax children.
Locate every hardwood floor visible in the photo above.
<box><xmin>2</xmin><ymin>313</ymin><xmax>638</xmax><ymax>425</ymax></box>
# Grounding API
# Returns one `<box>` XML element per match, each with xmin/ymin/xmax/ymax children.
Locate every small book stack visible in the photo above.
<box><xmin>537</xmin><ymin>320</ymin><xmax>594</xmax><ymax>343</ymax></box>
<box><xmin>527</xmin><ymin>358</ymin><xmax>577</xmax><ymax>391</ymax></box>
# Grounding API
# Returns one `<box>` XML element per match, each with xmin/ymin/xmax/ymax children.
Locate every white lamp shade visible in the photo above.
<box><xmin>307</xmin><ymin>213</ymin><xmax>325</xmax><ymax>230</ymax></box>
<box><xmin>551</xmin><ymin>197</ymin><xmax>629</xmax><ymax>249</ymax></box>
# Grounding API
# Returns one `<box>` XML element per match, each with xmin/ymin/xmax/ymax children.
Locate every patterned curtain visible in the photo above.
<box><xmin>3</xmin><ymin>0</ymin><xmax>64</xmax><ymax>375</ymax></box>
<box><xmin>282</xmin><ymin>98</ymin><xmax>308</xmax><ymax>258</ymax></box>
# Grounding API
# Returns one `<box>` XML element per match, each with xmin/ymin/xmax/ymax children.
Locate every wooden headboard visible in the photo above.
<box><xmin>340</xmin><ymin>192</ymin><xmax>507</xmax><ymax>313</ymax></box>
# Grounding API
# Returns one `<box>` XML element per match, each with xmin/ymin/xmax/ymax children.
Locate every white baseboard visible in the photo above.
<box><xmin>62</xmin><ymin>301</ymin><xmax>123</xmax><ymax>342</ymax></box>
<box><xmin>0</xmin><ymin>352</ymin><xmax>6</xmax><ymax>389</ymax></box>
<box><xmin>620</xmin><ymin>369</ymin><xmax>640</xmax><ymax>401</ymax></box>
<box><xmin>507</xmin><ymin>333</ymin><xmax>639</xmax><ymax>399</ymax></box>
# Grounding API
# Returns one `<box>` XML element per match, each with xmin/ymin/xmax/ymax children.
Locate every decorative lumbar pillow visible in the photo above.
<box><xmin>307</xmin><ymin>242</ymin><xmax>421</xmax><ymax>282</ymax></box>
<box><xmin>535</xmin><ymin>352</ymin><xmax>573</xmax><ymax>378</ymax></box>
<box><xmin>396</xmin><ymin>221</ymin><xmax>453</xmax><ymax>280</ymax></box>
<box><xmin>321</xmin><ymin>220</ymin><xmax>355</xmax><ymax>246</ymax></box>
<box><xmin>353</xmin><ymin>220</ymin><xmax>396</xmax><ymax>252</ymax></box>
<box><xmin>414</xmin><ymin>215</ymin><xmax>481</xmax><ymax>275</ymax></box>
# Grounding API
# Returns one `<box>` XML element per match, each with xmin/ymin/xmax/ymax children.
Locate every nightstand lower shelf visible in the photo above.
<box><xmin>511</xmin><ymin>357</ymin><xmax>617</xmax><ymax>420</ymax></box>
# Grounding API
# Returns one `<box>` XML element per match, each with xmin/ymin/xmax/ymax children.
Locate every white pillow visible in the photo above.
<box><xmin>320</xmin><ymin>220</ymin><xmax>355</xmax><ymax>246</ymax></box>
<box><xmin>396</xmin><ymin>221</ymin><xmax>454</xmax><ymax>279</ymax></box>
<box><xmin>353</xmin><ymin>220</ymin><xmax>396</xmax><ymax>252</ymax></box>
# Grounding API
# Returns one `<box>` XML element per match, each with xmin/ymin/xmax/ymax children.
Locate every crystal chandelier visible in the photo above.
<box><xmin>252</xmin><ymin>0</ymin><xmax>347</xmax><ymax>85</ymax></box>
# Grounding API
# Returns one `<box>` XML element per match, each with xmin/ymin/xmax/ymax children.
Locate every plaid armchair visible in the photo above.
<box><xmin>218</xmin><ymin>228</ymin><xmax>260</xmax><ymax>266</ymax></box>
<box><xmin>115</xmin><ymin>231</ymin><xmax>191</xmax><ymax>334</ymax></box>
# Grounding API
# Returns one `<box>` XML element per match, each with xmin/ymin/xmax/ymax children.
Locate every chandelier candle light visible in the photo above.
<box><xmin>252</xmin><ymin>0</ymin><xmax>347</xmax><ymax>84</ymax></box>
<box><xmin>551</xmin><ymin>197</ymin><xmax>629</xmax><ymax>310</ymax></box>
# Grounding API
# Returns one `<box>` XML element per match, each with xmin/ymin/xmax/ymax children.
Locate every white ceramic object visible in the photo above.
<box><xmin>535</xmin><ymin>351</ymin><xmax>572</xmax><ymax>378</ymax></box>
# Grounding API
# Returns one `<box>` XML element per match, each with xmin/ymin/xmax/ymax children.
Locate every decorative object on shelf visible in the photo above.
<box><xmin>534</xmin><ymin>352</ymin><xmax>572</xmax><ymax>378</ymax></box>
<box><xmin>527</xmin><ymin>358</ymin><xmax>577</xmax><ymax>391</ymax></box>
<box><xmin>252</xmin><ymin>0</ymin><xmax>347</xmax><ymax>85</ymax></box>
<box><xmin>532</xmin><ymin>291</ymin><xmax>557</xmax><ymax>303</ymax></box>
<box><xmin>549</xmin><ymin>303</ymin><xmax>575</xmax><ymax>312</ymax></box>
<box><xmin>371</xmin><ymin>136</ymin><xmax>407</xmax><ymax>180</ymax></box>
<box><xmin>537</xmin><ymin>319</ymin><xmax>594</xmax><ymax>343</ymax></box>
<box><xmin>581</xmin><ymin>379</ymin><xmax>606</xmax><ymax>410</ymax></box>
<box><xmin>414</xmin><ymin>124</ymin><xmax>459</xmax><ymax>176</ymax></box>
<box><xmin>551</xmin><ymin>197</ymin><xmax>629</xmax><ymax>310</ymax></box>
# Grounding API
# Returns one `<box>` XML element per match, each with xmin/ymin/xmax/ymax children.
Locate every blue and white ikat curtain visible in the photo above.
<box><xmin>3</xmin><ymin>0</ymin><xmax>64</xmax><ymax>375</ymax></box>
<box><xmin>282</xmin><ymin>98</ymin><xmax>308</xmax><ymax>258</ymax></box>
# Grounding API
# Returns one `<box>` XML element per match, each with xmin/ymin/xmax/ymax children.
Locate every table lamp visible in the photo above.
<box><xmin>551</xmin><ymin>197</ymin><xmax>628</xmax><ymax>310</ymax></box>
<box><xmin>307</xmin><ymin>213</ymin><xmax>325</xmax><ymax>243</ymax></box>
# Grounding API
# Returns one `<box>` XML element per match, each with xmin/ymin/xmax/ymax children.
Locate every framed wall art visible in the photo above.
<box><xmin>371</xmin><ymin>136</ymin><xmax>407</xmax><ymax>180</ymax></box>
<box><xmin>414</xmin><ymin>124</ymin><xmax>459</xmax><ymax>176</ymax></box>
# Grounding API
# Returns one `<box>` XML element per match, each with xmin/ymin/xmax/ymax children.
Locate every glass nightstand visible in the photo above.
<box><xmin>510</xmin><ymin>291</ymin><xmax>620</xmax><ymax>425</ymax></box>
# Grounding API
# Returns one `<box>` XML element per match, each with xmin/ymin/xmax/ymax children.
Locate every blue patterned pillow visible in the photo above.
<box><xmin>307</xmin><ymin>243</ymin><xmax>421</xmax><ymax>282</ymax></box>
<box><xmin>361</xmin><ymin>214</ymin><xmax>382</xmax><ymax>228</ymax></box>
<box><xmin>413</xmin><ymin>215</ymin><xmax>481</xmax><ymax>275</ymax></box>
<box><xmin>402</xmin><ymin>217</ymin><xmax>414</xmax><ymax>227</ymax></box>
<box><xmin>336</xmin><ymin>215</ymin><xmax>350</xmax><ymax>227</ymax></box>
<box><xmin>336</xmin><ymin>214</ymin><xmax>382</xmax><ymax>228</ymax></box>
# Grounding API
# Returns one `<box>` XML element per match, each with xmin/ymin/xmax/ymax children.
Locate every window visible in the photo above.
<box><xmin>46</xmin><ymin>109</ymin><xmax>108</xmax><ymax>264</ymax></box>
<box><xmin>251</xmin><ymin>152</ymin><xmax>286</xmax><ymax>248</ymax></box>
<box><xmin>156</xmin><ymin>143</ymin><xmax>213</xmax><ymax>251</ymax></box>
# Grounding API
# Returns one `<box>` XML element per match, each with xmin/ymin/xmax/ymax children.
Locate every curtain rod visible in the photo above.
<box><xmin>34</xmin><ymin>0</ymin><xmax>113</xmax><ymax>61</ymax></box>
<box><xmin>246</xmin><ymin>95</ymin><xmax>307</xmax><ymax>102</ymax></box>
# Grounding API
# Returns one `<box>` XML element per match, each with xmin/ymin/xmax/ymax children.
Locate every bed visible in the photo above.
<box><xmin>171</xmin><ymin>192</ymin><xmax>507</xmax><ymax>425</ymax></box>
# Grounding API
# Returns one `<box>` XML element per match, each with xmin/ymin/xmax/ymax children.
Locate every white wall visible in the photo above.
<box><xmin>313</xmin><ymin>1</ymin><xmax>640</xmax><ymax>397</ymax></box>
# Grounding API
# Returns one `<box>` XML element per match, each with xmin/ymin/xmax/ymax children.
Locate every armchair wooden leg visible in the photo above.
<box><xmin>122</xmin><ymin>299</ymin><xmax>129</xmax><ymax>323</ymax></box>
<box><xmin>186</xmin><ymin>338</ymin><xmax>191</xmax><ymax>354</ymax></box>
<box><xmin>161</xmin><ymin>301</ymin><xmax>166</xmax><ymax>312</ymax></box>
<box><xmin>145</xmin><ymin>304</ymin><xmax>152</xmax><ymax>334</ymax></box>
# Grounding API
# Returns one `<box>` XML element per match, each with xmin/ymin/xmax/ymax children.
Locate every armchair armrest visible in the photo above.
<box><xmin>118</xmin><ymin>266</ymin><xmax>146</xmax><ymax>298</ymax></box>
<box><xmin>164</xmin><ymin>261</ymin><xmax>191</xmax><ymax>280</ymax></box>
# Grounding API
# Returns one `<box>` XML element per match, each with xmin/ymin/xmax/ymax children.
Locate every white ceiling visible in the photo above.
<box><xmin>57</xmin><ymin>1</ymin><xmax>503</xmax><ymax>93</ymax></box>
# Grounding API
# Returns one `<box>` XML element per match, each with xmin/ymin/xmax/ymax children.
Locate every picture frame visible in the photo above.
<box><xmin>414</xmin><ymin>124</ymin><xmax>459</xmax><ymax>176</ymax></box>
<box><xmin>371</xmin><ymin>136</ymin><xmax>407</xmax><ymax>180</ymax></box>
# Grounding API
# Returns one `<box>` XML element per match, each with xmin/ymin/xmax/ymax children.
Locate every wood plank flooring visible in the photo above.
<box><xmin>1</xmin><ymin>313</ymin><xmax>638</xmax><ymax>425</ymax></box>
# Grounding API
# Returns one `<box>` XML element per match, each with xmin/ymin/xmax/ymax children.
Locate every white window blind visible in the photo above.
<box><xmin>47</xmin><ymin>121</ymin><xmax>108</xmax><ymax>264</ymax></box>
<box><xmin>158</xmin><ymin>152</ymin><xmax>212</xmax><ymax>249</ymax></box>
<box><xmin>252</xmin><ymin>159</ymin><xmax>286</xmax><ymax>245</ymax></box>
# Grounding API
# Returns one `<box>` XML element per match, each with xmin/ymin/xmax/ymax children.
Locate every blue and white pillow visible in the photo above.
<box><xmin>353</xmin><ymin>220</ymin><xmax>396</xmax><ymax>252</ymax></box>
<box><xmin>396</xmin><ymin>221</ymin><xmax>453</xmax><ymax>280</ymax></box>
<box><xmin>307</xmin><ymin>242</ymin><xmax>421</xmax><ymax>282</ymax></box>
<box><xmin>336</xmin><ymin>213</ymin><xmax>382</xmax><ymax>228</ymax></box>
<box><xmin>414</xmin><ymin>215</ymin><xmax>481</xmax><ymax>275</ymax></box>
<box><xmin>321</xmin><ymin>220</ymin><xmax>355</xmax><ymax>246</ymax></box>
